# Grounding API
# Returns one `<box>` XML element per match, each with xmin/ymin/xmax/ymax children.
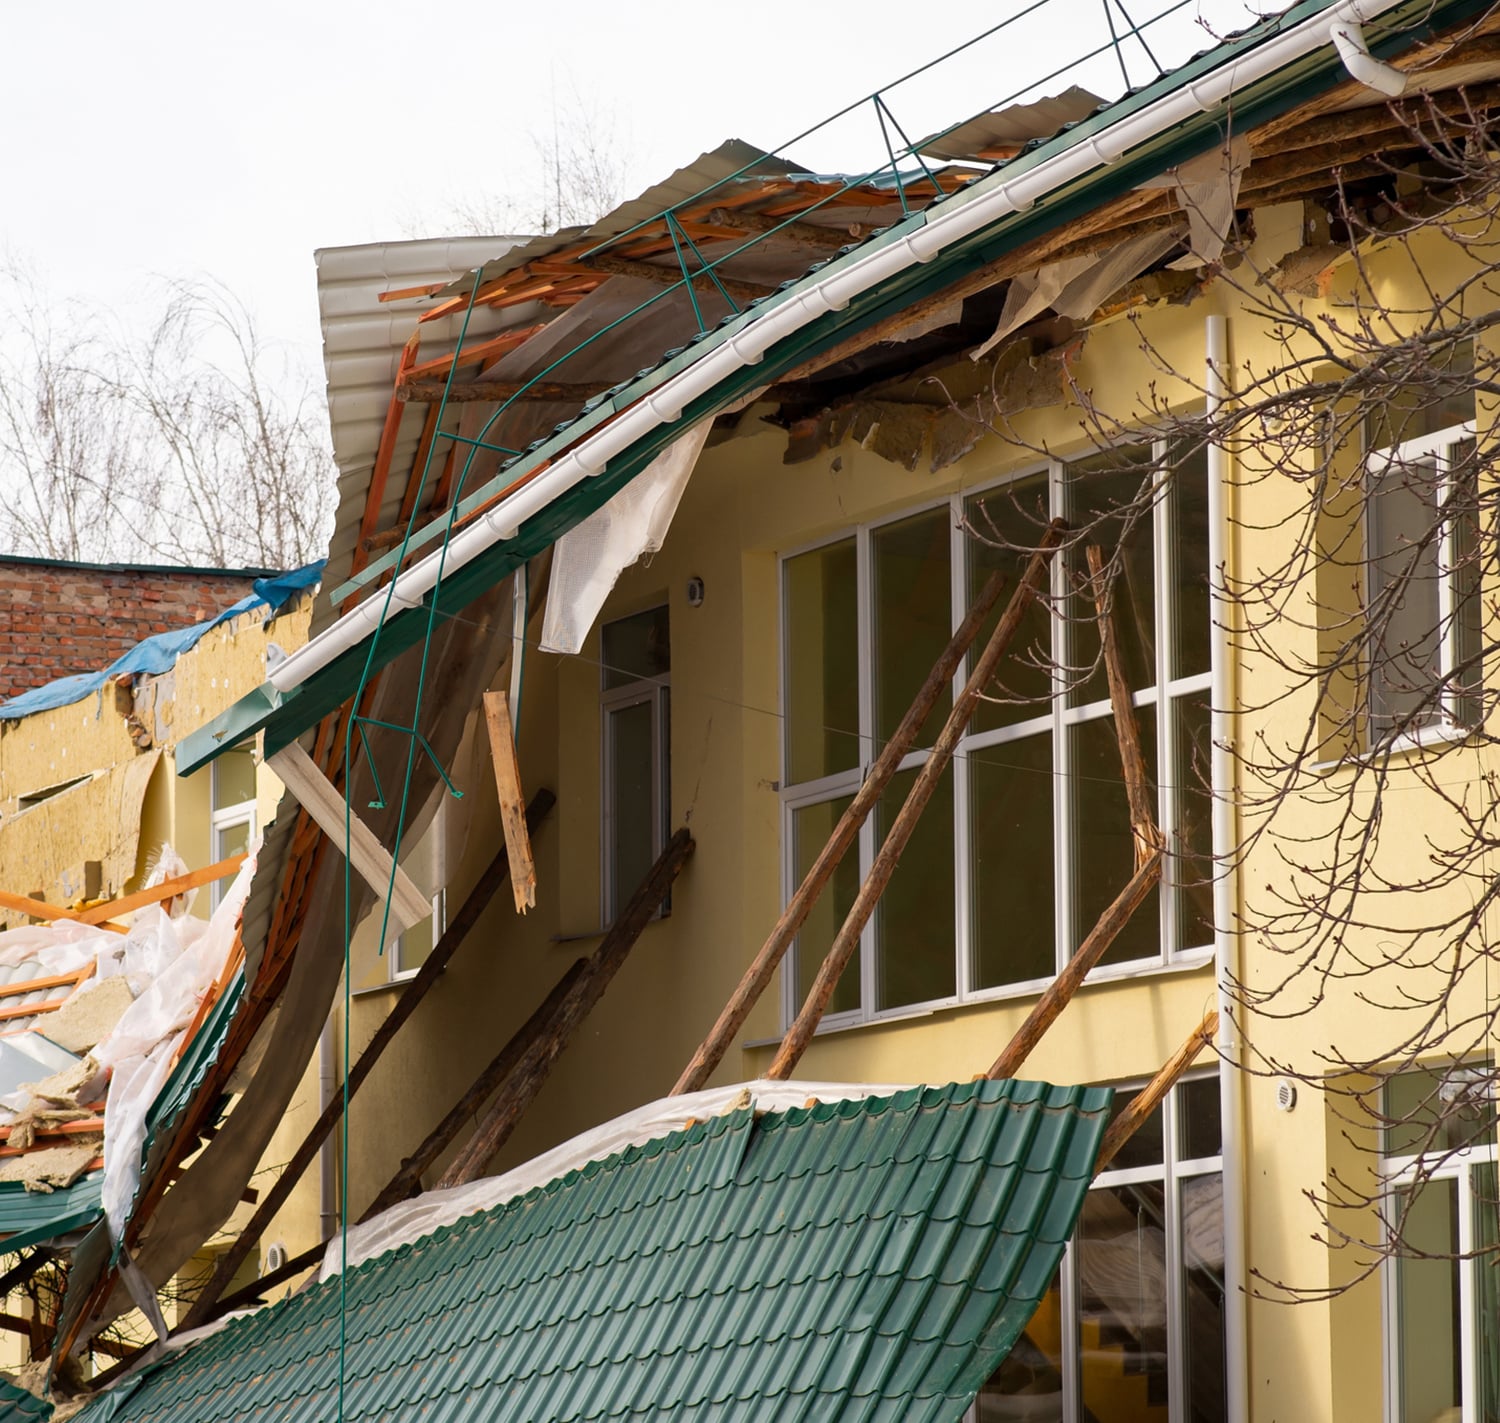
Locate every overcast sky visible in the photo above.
<box><xmin>4</xmin><ymin>0</ymin><xmax>1262</xmax><ymax>384</ymax></box>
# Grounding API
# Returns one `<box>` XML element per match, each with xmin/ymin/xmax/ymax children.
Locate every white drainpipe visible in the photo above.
<box><xmin>1207</xmin><ymin>313</ymin><xmax>1248</xmax><ymax>1423</ymax></box>
<box><xmin>271</xmin><ymin>0</ymin><xmax>1412</xmax><ymax>698</ymax></box>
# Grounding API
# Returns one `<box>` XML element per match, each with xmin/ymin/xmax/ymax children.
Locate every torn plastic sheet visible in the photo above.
<box><xmin>321</xmin><ymin>1078</ymin><xmax>912</xmax><ymax>1279</ymax></box>
<box><xmin>538</xmin><ymin>420</ymin><xmax>712</xmax><ymax>657</ymax></box>
<box><xmin>1141</xmin><ymin>135</ymin><xmax>1251</xmax><ymax>267</ymax></box>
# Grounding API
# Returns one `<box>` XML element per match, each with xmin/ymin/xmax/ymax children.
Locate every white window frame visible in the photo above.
<box><xmin>600</xmin><ymin>609</ymin><xmax>671</xmax><ymax>923</ymax></box>
<box><xmin>779</xmin><ymin>437</ymin><xmax>1215</xmax><ymax>1031</ymax></box>
<box><xmin>1364</xmin><ymin>419</ymin><xmax>1479</xmax><ymax>751</ymax></box>
<box><xmin>390</xmin><ymin>799</ymin><xmax>448</xmax><ymax>983</ymax></box>
<box><xmin>964</xmin><ymin>1071</ymin><xmax>1225</xmax><ymax>1423</ymax></box>
<box><xmin>1381</xmin><ymin>1071</ymin><xmax>1498</xmax><ymax>1423</ymax></box>
<box><xmin>209</xmin><ymin>755</ymin><xmax>257</xmax><ymax>913</ymax></box>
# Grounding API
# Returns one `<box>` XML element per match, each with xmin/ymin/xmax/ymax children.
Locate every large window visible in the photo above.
<box><xmin>601</xmin><ymin>605</ymin><xmax>671</xmax><ymax>921</ymax></box>
<box><xmin>1383</xmin><ymin>1066</ymin><xmax>1500</xmax><ymax>1423</ymax></box>
<box><xmin>781</xmin><ymin>443</ymin><xmax>1214</xmax><ymax>1024</ymax></box>
<box><xmin>970</xmin><ymin>1074</ymin><xmax>1226</xmax><ymax>1422</ymax></box>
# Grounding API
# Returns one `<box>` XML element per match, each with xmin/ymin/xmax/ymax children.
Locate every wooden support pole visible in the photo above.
<box><xmin>1085</xmin><ymin>545</ymin><xmax>1162</xmax><ymax>868</ymax></box>
<box><xmin>397</xmin><ymin>378</ymin><xmax>602</xmax><ymax>406</ymax></box>
<box><xmin>672</xmin><ymin>547</ymin><xmax>1033</xmax><ymax>1098</ymax></box>
<box><xmin>481</xmin><ymin>691</ymin><xmax>536</xmax><ymax>913</ymax></box>
<box><xmin>179</xmin><ymin>790</ymin><xmax>556</xmax><ymax>1331</ymax></box>
<box><xmin>767</xmin><ymin>525</ymin><xmax>1065</xmax><ymax>1080</ymax></box>
<box><xmin>437</xmin><ymin>828</ymin><xmax>694</xmax><ymax>1187</ymax></box>
<box><xmin>1094</xmin><ymin>1009</ymin><xmax>1218</xmax><ymax>1173</ymax></box>
<box><xmin>266</xmin><ymin>740</ymin><xmax>433</xmax><ymax>933</ymax></box>
<box><xmin>986</xmin><ymin>851</ymin><xmax>1163</xmax><ymax>1081</ymax></box>
<box><xmin>358</xmin><ymin>958</ymin><xmax>590</xmax><ymax>1223</ymax></box>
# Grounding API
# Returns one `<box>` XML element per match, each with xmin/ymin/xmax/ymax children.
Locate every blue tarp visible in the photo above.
<box><xmin>0</xmin><ymin>562</ymin><xmax>323</xmax><ymax>722</ymax></box>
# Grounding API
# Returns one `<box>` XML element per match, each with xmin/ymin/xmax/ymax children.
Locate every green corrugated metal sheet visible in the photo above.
<box><xmin>0</xmin><ymin>1173</ymin><xmax>102</xmax><ymax>1258</ymax></box>
<box><xmin>81</xmin><ymin>1080</ymin><xmax>1110</xmax><ymax>1423</ymax></box>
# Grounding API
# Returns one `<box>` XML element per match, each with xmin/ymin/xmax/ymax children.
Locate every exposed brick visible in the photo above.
<box><xmin>0</xmin><ymin>558</ymin><xmax>272</xmax><ymax>702</ymax></box>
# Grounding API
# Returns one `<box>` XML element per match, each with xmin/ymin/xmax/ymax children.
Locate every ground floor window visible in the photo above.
<box><xmin>1384</xmin><ymin>1066</ymin><xmax>1500</xmax><ymax>1422</ymax></box>
<box><xmin>971</xmin><ymin>1073</ymin><xmax>1225</xmax><ymax>1422</ymax></box>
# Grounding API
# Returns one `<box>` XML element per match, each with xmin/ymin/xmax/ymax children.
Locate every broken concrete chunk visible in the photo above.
<box><xmin>43</xmin><ymin>975</ymin><xmax>136</xmax><ymax>1055</ymax></box>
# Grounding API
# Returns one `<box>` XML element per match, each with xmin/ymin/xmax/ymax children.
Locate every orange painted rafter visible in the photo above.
<box><xmin>347</xmin><ymin>331</ymin><xmax>423</xmax><ymax>596</ymax></box>
<box><xmin>0</xmin><ymin>891</ymin><xmax>126</xmax><ymax>935</ymax></box>
<box><xmin>77</xmin><ymin>854</ymin><xmax>247</xmax><ymax>925</ymax></box>
<box><xmin>403</xmin><ymin>323</ymin><xmax>548</xmax><ymax>383</ymax></box>
<box><xmin>378</xmin><ymin>281</ymin><xmax>449</xmax><ymax>303</ymax></box>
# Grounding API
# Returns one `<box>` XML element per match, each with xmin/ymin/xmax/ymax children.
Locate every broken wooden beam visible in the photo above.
<box><xmin>672</xmin><ymin>557</ymin><xmax>1022</xmax><ymax>1097</ymax></box>
<box><xmin>437</xmin><ymin>827</ymin><xmax>695</xmax><ymax>1187</ymax></box>
<box><xmin>358</xmin><ymin>957</ymin><xmax>590</xmax><ymax>1223</ymax></box>
<box><xmin>1093</xmin><ymin>1009</ymin><xmax>1218</xmax><ymax>1172</ymax></box>
<box><xmin>537</xmin><ymin>251</ymin><xmax>774</xmax><ymax>305</ymax></box>
<box><xmin>985</xmin><ymin>850</ymin><xmax>1163</xmax><ymax>1082</ymax></box>
<box><xmin>76</xmin><ymin>853</ymin><xmax>248</xmax><ymax>925</ymax></box>
<box><xmin>701</xmin><ymin>206</ymin><xmax>870</xmax><ymax>249</ymax></box>
<box><xmin>1085</xmin><ymin>545</ymin><xmax>1162</xmax><ymax>868</ymax></box>
<box><xmin>266</xmin><ymin>741</ymin><xmax>432</xmax><ymax>933</ymax></box>
<box><xmin>767</xmin><ymin>523</ymin><xmax>1065</xmax><ymax>1080</ymax></box>
<box><xmin>0</xmin><ymin>891</ymin><xmax>126</xmax><ymax>935</ymax></box>
<box><xmin>179</xmin><ymin>789</ymin><xmax>557</xmax><ymax>1331</ymax></box>
<box><xmin>482</xmin><ymin>691</ymin><xmax>536</xmax><ymax>913</ymax></box>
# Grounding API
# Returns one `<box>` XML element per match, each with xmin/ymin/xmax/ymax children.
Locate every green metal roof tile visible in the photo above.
<box><xmin>0</xmin><ymin>1172</ymin><xmax>103</xmax><ymax>1257</ymax></box>
<box><xmin>80</xmin><ymin>1080</ymin><xmax>1110</xmax><ymax>1423</ymax></box>
<box><xmin>0</xmin><ymin>1377</ymin><xmax>50</xmax><ymax>1423</ymax></box>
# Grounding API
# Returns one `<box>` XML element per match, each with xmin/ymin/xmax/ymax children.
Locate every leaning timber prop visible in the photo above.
<box><xmin>675</xmin><ymin>520</ymin><xmax>1065</xmax><ymax>1096</ymax></box>
<box><xmin>766</xmin><ymin>525</ymin><xmax>1066</xmax><ymax>1079</ymax></box>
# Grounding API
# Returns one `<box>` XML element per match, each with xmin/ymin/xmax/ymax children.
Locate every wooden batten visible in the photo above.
<box><xmin>482</xmin><ymin>691</ymin><xmax>536</xmax><ymax>914</ymax></box>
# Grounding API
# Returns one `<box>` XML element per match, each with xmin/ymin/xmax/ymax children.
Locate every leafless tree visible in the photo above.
<box><xmin>0</xmin><ymin>269</ymin><xmax>336</xmax><ymax>570</ymax></box>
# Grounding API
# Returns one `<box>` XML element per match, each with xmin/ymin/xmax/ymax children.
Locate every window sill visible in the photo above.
<box><xmin>1308</xmin><ymin>722</ymin><xmax>1477</xmax><ymax>775</ymax></box>
<box><xmin>745</xmin><ymin>948</ymin><xmax>1217</xmax><ymax>1048</ymax></box>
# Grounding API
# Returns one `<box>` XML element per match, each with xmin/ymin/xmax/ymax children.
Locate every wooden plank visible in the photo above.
<box><xmin>699</xmin><ymin>206</ymin><xmax>871</xmax><ymax>249</ymax></box>
<box><xmin>481</xmin><ymin>692</ymin><xmax>536</xmax><ymax>913</ymax></box>
<box><xmin>403</xmin><ymin>323</ymin><xmax>549</xmax><ymax>382</ymax></box>
<box><xmin>985</xmin><ymin>851</ymin><xmax>1163</xmax><ymax>1081</ymax></box>
<box><xmin>357</xmin><ymin>957</ymin><xmax>590</xmax><ymax>1223</ymax></box>
<box><xmin>397</xmin><ymin>377</ymin><xmax>602</xmax><ymax>406</ymax></box>
<box><xmin>1093</xmin><ymin>1010</ymin><xmax>1218</xmax><ymax>1173</ymax></box>
<box><xmin>76</xmin><ymin>855</ymin><xmax>247</xmax><ymax>925</ymax></box>
<box><xmin>766</xmin><ymin>524</ymin><xmax>1064</xmax><ymax>1080</ymax></box>
<box><xmin>535</xmin><ymin>252</ymin><xmax>773</xmax><ymax>305</ymax></box>
<box><xmin>1085</xmin><ymin>546</ymin><xmax>1162</xmax><ymax>868</ymax></box>
<box><xmin>179</xmin><ymin>790</ymin><xmax>557</xmax><ymax>1331</ymax></box>
<box><xmin>0</xmin><ymin>891</ymin><xmax>126</xmax><ymax>935</ymax></box>
<box><xmin>437</xmin><ymin>828</ymin><xmax>694</xmax><ymax>1187</ymax></box>
<box><xmin>349</xmin><ymin>331</ymin><xmax>422</xmax><ymax>589</ymax></box>
<box><xmin>671</xmin><ymin>555</ymin><xmax>1023</xmax><ymax>1097</ymax></box>
<box><xmin>0</xmin><ymin>969</ymin><xmax>93</xmax><ymax>1001</ymax></box>
<box><xmin>266</xmin><ymin>742</ymin><xmax>432</xmax><ymax>933</ymax></box>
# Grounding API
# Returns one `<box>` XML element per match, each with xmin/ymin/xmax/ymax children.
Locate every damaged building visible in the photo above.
<box><xmin>1</xmin><ymin>1</ymin><xmax>1499</xmax><ymax>1419</ymax></box>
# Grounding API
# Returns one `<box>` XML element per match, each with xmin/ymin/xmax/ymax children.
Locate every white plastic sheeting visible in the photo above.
<box><xmin>538</xmin><ymin>421</ymin><xmax>712</xmax><ymax>657</ymax></box>
<box><xmin>321</xmin><ymin>1078</ymin><xmax>913</xmax><ymax>1279</ymax></box>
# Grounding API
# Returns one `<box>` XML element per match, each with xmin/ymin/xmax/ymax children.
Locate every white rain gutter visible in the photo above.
<box><xmin>270</xmin><ymin>0</ymin><xmax>1409</xmax><ymax>696</ymax></box>
<box><xmin>1206</xmin><ymin>313</ymin><xmax>1248</xmax><ymax>1423</ymax></box>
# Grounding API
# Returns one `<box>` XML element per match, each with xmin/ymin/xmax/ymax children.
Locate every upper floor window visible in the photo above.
<box><xmin>1382</xmin><ymin>1065</ymin><xmax>1499</xmax><ymax>1422</ymax></box>
<box><xmin>209</xmin><ymin>750</ymin><xmax>257</xmax><ymax>911</ymax></box>
<box><xmin>780</xmin><ymin>441</ymin><xmax>1214</xmax><ymax>1025</ymax></box>
<box><xmin>971</xmin><ymin>1073</ymin><xmax>1225</xmax><ymax>1422</ymax></box>
<box><xmin>601</xmin><ymin>605</ymin><xmax>670</xmax><ymax>921</ymax></box>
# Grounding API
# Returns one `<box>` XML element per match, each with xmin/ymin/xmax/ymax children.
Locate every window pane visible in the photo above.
<box><xmin>965</xmin><ymin>476</ymin><xmax>1054</xmax><ymax>733</ymax></box>
<box><xmin>213</xmin><ymin>818</ymin><xmax>251</xmax><ymax>863</ymax></box>
<box><xmin>784</xmin><ymin>540</ymin><xmax>860</xmax><ymax>785</ymax></box>
<box><xmin>1072</xmin><ymin>708</ymin><xmax>1160</xmax><ymax>969</ymax></box>
<box><xmin>1449</xmin><ymin>437</ymin><xmax>1484</xmax><ymax>726</ymax></box>
<box><xmin>1170</xmin><ymin>443</ymin><xmax>1212</xmax><ymax>681</ymax></box>
<box><xmin>398</xmin><ymin>911</ymin><xmax>434</xmax><ymax>975</ymax></box>
<box><xmin>1065</xmin><ymin>446</ymin><xmax>1157</xmax><ymax>704</ymax></box>
<box><xmin>1182</xmin><ymin>1173</ymin><xmax>1227</xmax><ymax>1421</ymax></box>
<box><xmin>1385</xmin><ymin>1065</ymin><xmax>1497</xmax><ymax>1158</ymax></box>
<box><xmin>1103</xmin><ymin>1089</ymin><xmax>1164</xmax><ymax>1172</ymax></box>
<box><xmin>1079</xmin><ymin>1181</ymin><xmax>1170</xmax><ymax>1422</ymax></box>
<box><xmin>212</xmin><ymin>750</ymin><xmax>257</xmax><ymax>811</ymax></box>
<box><xmin>791</xmin><ymin>796</ymin><xmax>860</xmax><ymax>1017</ymax></box>
<box><xmin>975</xmin><ymin>1268</ymin><xmax>1065</xmax><ymax>1420</ymax></box>
<box><xmin>1365</xmin><ymin>340</ymin><xmax>1474</xmax><ymax>448</ymax></box>
<box><xmin>971</xmin><ymin>733</ymin><xmax>1056</xmax><ymax>990</ymax></box>
<box><xmin>1473</xmin><ymin>1163</ymin><xmax>1500</xmax><ymax>1423</ymax></box>
<box><xmin>1178</xmin><ymin>1076</ymin><xmax>1222</xmax><ymax>1161</ymax></box>
<box><xmin>1173</xmin><ymin>693</ymin><xmax>1216</xmax><ymax>953</ymax></box>
<box><xmin>602</xmin><ymin>605</ymin><xmax>670</xmax><ymax>690</ymax></box>
<box><xmin>606</xmin><ymin>700</ymin><xmax>656</xmax><ymax>916</ymax></box>
<box><xmin>1369</xmin><ymin>458</ymin><xmax>1443</xmax><ymax>737</ymax></box>
<box><xmin>875</xmin><ymin>763</ymin><xmax>955</xmax><ymax>1009</ymax></box>
<box><xmin>1394</xmin><ymin>1177</ymin><xmax>1461</xmax><ymax>1422</ymax></box>
<box><xmin>872</xmin><ymin>508</ymin><xmax>952</xmax><ymax>749</ymax></box>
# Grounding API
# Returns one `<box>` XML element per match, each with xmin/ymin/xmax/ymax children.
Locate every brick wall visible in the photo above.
<box><xmin>0</xmin><ymin>558</ymin><xmax>272</xmax><ymax>702</ymax></box>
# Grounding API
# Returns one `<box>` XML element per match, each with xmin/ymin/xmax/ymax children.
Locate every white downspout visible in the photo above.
<box><xmin>319</xmin><ymin>1016</ymin><xmax>338</xmax><ymax>1241</ymax></box>
<box><xmin>1207</xmin><ymin>312</ymin><xmax>1248</xmax><ymax>1423</ymax></box>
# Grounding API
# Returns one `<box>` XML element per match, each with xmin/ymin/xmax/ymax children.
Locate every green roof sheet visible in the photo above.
<box><xmin>0</xmin><ymin>1173</ymin><xmax>102</xmax><ymax>1258</ymax></box>
<box><xmin>82</xmin><ymin>1079</ymin><xmax>1110</xmax><ymax>1423</ymax></box>
<box><xmin>0</xmin><ymin>1377</ymin><xmax>50</xmax><ymax>1423</ymax></box>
